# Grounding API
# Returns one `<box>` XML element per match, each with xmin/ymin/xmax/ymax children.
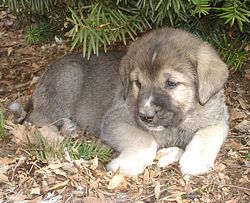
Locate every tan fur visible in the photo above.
<box><xmin>101</xmin><ymin>28</ymin><xmax>229</xmax><ymax>175</ymax></box>
<box><xmin>29</xmin><ymin>28</ymin><xmax>229</xmax><ymax>175</ymax></box>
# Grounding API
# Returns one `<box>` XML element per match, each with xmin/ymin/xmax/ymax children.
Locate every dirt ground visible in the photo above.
<box><xmin>0</xmin><ymin>10</ymin><xmax>250</xmax><ymax>203</ymax></box>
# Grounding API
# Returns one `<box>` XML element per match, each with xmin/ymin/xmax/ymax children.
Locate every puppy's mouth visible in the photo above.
<box><xmin>135</xmin><ymin>111</ymin><xmax>182</xmax><ymax>132</ymax></box>
<box><xmin>135</xmin><ymin>115</ymin><xmax>167</xmax><ymax>132</ymax></box>
<box><xmin>145</xmin><ymin>125</ymin><xmax>165</xmax><ymax>132</ymax></box>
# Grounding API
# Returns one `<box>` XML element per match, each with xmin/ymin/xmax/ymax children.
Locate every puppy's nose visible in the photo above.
<box><xmin>138</xmin><ymin>111</ymin><xmax>155</xmax><ymax>123</ymax></box>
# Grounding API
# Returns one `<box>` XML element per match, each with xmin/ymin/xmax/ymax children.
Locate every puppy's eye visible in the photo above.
<box><xmin>165</xmin><ymin>80</ymin><xmax>179</xmax><ymax>89</ymax></box>
<box><xmin>134</xmin><ymin>80</ymin><xmax>141</xmax><ymax>89</ymax></box>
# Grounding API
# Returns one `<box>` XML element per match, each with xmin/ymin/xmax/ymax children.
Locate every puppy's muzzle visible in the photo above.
<box><xmin>137</xmin><ymin>93</ymin><xmax>175</xmax><ymax>128</ymax></box>
<box><xmin>138</xmin><ymin>111</ymin><xmax>155</xmax><ymax>123</ymax></box>
<box><xmin>138</xmin><ymin>96</ymin><xmax>158</xmax><ymax>123</ymax></box>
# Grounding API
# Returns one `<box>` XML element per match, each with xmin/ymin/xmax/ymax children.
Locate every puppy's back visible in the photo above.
<box><xmin>29</xmin><ymin>51</ymin><xmax>125</xmax><ymax>131</ymax></box>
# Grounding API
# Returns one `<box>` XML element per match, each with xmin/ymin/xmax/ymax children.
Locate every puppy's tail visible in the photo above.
<box><xmin>8</xmin><ymin>97</ymin><xmax>33</xmax><ymax>123</ymax></box>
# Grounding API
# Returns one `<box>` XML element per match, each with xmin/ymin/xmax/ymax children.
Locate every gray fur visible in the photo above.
<box><xmin>30</xmin><ymin>28</ymin><xmax>229</xmax><ymax>175</ymax></box>
<box><xmin>29</xmin><ymin>51</ymin><xmax>125</xmax><ymax>132</ymax></box>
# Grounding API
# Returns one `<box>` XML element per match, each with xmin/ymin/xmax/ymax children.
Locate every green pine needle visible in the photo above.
<box><xmin>3</xmin><ymin>0</ymin><xmax>250</xmax><ymax>70</ymax></box>
<box><xmin>28</xmin><ymin>132</ymin><xmax>113</xmax><ymax>162</ymax></box>
<box><xmin>74</xmin><ymin>141</ymin><xmax>113</xmax><ymax>162</ymax></box>
<box><xmin>0</xmin><ymin>109</ymin><xmax>6</xmax><ymax>140</ymax></box>
<box><xmin>25</xmin><ymin>23</ymin><xmax>57</xmax><ymax>44</ymax></box>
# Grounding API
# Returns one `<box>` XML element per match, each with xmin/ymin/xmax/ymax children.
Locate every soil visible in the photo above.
<box><xmin>0</xmin><ymin>9</ymin><xmax>249</xmax><ymax>203</ymax></box>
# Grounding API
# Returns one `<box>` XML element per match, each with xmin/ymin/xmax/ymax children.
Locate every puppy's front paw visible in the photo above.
<box><xmin>107</xmin><ymin>144</ymin><xmax>157</xmax><ymax>176</ymax></box>
<box><xmin>156</xmin><ymin>147</ymin><xmax>184</xmax><ymax>168</ymax></box>
<box><xmin>107</xmin><ymin>156</ymin><xmax>149</xmax><ymax>176</ymax></box>
<box><xmin>179</xmin><ymin>150</ymin><xmax>214</xmax><ymax>175</ymax></box>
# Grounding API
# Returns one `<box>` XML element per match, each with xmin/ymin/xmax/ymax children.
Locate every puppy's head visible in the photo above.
<box><xmin>120</xmin><ymin>28</ymin><xmax>228</xmax><ymax>131</ymax></box>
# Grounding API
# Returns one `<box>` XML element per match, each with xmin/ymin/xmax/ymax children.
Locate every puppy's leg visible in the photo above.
<box><xmin>102</xmin><ymin>123</ymin><xmax>157</xmax><ymax>176</ymax></box>
<box><xmin>179</xmin><ymin>122</ymin><xmax>228</xmax><ymax>175</ymax></box>
<box><xmin>29</xmin><ymin>110</ymin><xmax>52</xmax><ymax>127</ymax></box>
<box><xmin>157</xmin><ymin>147</ymin><xmax>184</xmax><ymax>168</ymax></box>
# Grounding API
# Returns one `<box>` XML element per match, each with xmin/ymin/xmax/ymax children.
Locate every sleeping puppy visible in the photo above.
<box><xmin>29</xmin><ymin>28</ymin><xmax>229</xmax><ymax>176</ymax></box>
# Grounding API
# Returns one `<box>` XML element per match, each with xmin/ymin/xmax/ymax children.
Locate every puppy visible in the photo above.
<box><xmin>30</xmin><ymin>28</ymin><xmax>229</xmax><ymax>176</ymax></box>
<box><xmin>101</xmin><ymin>28</ymin><xmax>229</xmax><ymax>175</ymax></box>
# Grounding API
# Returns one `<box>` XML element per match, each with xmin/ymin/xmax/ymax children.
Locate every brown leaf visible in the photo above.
<box><xmin>154</xmin><ymin>181</ymin><xmax>161</xmax><ymax>199</ymax></box>
<box><xmin>31</xmin><ymin>63</ymin><xmax>40</xmax><ymax>70</ymax></box>
<box><xmin>8</xmin><ymin>194</ymin><xmax>28</xmax><ymax>201</ymax></box>
<box><xmin>225</xmin><ymin>196</ymin><xmax>241</xmax><ymax>203</ymax></box>
<box><xmin>0</xmin><ymin>157</ymin><xmax>15</xmax><ymax>165</ymax></box>
<box><xmin>38</xmin><ymin>126</ymin><xmax>64</xmax><ymax>144</ymax></box>
<box><xmin>62</xmin><ymin>162</ymin><xmax>78</xmax><ymax>174</ymax></box>
<box><xmin>30</xmin><ymin>187</ymin><xmax>41</xmax><ymax>195</ymax></box>
<box><xmin>230</xmin><ymin>139</ymin><xmax>240</xmax><ymax>151</ymax></box>
<box><xmin>108</xmin><ymin>174</ymin><xmax>127</xmax><ymax>190</ymax></box>
<box><xmin>53</xmin><ymin>168</ymin><xmax>67</xmax><ymax>178</ymax></box>
<box><xmin>143</xmin><ymin>168</ymin><xmax>150</xmax><ymax>184</ymax></box>
<box><xmin>245</xmin><ymin>44</ymin><xmax>250</xmax><ymax>51</ymax></box>
<box><xmin>238</xmin><ymin>98</ymin><xmax>247</xmax><ymax>110</ymax></box>
<box><xmin>10</xmin><ymin>124</ymin><xmax>36</xmax><ymax>144</ymax></box>
<box><xmin>215</xmin><ymin>163</ymin><xmax>226</xmax><ymax>171</ymax></box>
<box><xmin>7</xmin><ymin>47</ymin><xmax>13</xmax><ymax>56</ymax></box>
<box><xmin>0</xmin><ymin>173</ymin><xmax>9</xmax><ymax>183</ymax></box>
<box><xmin>90</xmin><ymin>156</ymin><xmax>99</xmax><ymax>170</ymax></box>
<box><xmin>48</xmin><ymin>163</ymin><xmax>64</xmax><ymax>170</ymax></box>
<box><xmin>229</xmin><ymin>109</ymin><xmax>246</xmax><ymax>121</ymax></box>
<box><xmin>234</xmin><ymin>120</ymin><xmax>250</xmax><ymax>133</ymax></box>
<box><xmin>97</xmin><ymin>192</ymin><xmax>107</xmax><ymax>203</ymax></box>
<box><xmin>44</xmin><ymin>179</ymin><xmax>69</xmax><ymax>192</ymax></box>
<box><xmin>82</xmin><ymin>197</ymin><xmax>103</xmax><ymax>203</ymax></box>
<box><xmin>90</xmin><ymin>178</ymin><xmax>100</xmax><ymax>190</ymax></box>
<box><xmin>184</xmin><ymin>182</ymin><xmax>192</xmax><ymax>195</ymax></box>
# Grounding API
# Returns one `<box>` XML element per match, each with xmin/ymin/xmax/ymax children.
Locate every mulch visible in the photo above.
<box><xmin>0</xmin><ymin>9</ymin><xmax>249</xmax><ymax>203</ymax></box>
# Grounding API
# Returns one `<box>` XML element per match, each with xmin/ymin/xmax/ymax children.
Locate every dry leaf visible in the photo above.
<box><xmin>8</xmin><ymin>194</ymin><xmax>28</xmax><ymax>201</ymax></box>
<box><xmin>90</xmin><ymin>156</ymin><xmax>99</xmax><ymax>170</ymax></box>
<box><xmin>90</xmin><ymin>178</ymin><xmax>100</xmax><ymax>190</ymax></box>
<box><xmin>97</xmin><ymin>191</ymin><xmax>106</xmax><ymax>203</ymax></box>
<box><xmin>154</xmin><ymin>181</ymin><xmax>161</xmax><ymax>199</ymax></box>
<box><xmin>234</xmin><ymin>120</ymin><xmax>250</xmax><ymax>133</ymax></box>
<box><xmin>184</xmin><ymin>182</ymin><xmax>192</xmax><ymax>194</ymax></box>
<box><xmin>48</xmin><ymin>163</ymin><xmax>63</xmax><ymax>170</ymax></box>
<box><xmin>229</xmin><ymin>109</ymin><xmax>246</xmax><ymax>121</ymax></box>
<box><xmin>82</xmin><ymin>196</ymin><xmax>103</xmax><ymax>203</ymax></box>
<box><xmin>30</xmin><ymin>187</ymin><xmax>41</xmax><ymax>195</ymax></box>
<box><xmin>30</xmin><ymin>76</ymin><xmax>40</xmax><ymax>85</ymax></box>
<box><xmin>108</xmin><ymin>174</ymin><xmax>127</xmax><ymax>190</ymax></box>
<box><xmin>225</xmin><ymin>196</ymin><xmax>241</xmax><ymax>203</ymax></box>
<box><xmin>62</xmin><ymin>162</ymin><xmax>78</xmax><ymax>174</ymax></box>
<box><xmin>44</xmin><ymin>179</ymin><xmax>69</xmax><ymax>192</ymax></box>
<box><xmin>0</xmin><ymin>157</ymin><xmax>15</xmax><ymax>165</ymax></box>
<box><xmin>230</xmin><ymin>139</ymin><xmax>240</xmax><ymax>151</ymax></box>
<box><xmin>0</xmin><ymin>173</ymin><xmax>9</xmax><ymax>183</ymax></box>
<box><xmin>238</xmin><ymin>98</ymin><xmax>247</xmax><ymax>110</ymax></box>
<box><xmin>215</xmin><ymin>163</ymin><xmax>226</xmax><ymax>171</ymax></box>
<box><xmin>38</xmin><ymin>126</ymin><xmax>64</xmax><ymax>144</ymax></box>
<box><xmin>7</xmin><ymin>47</ymin><xmax>13</xmax><ymax>56</ymax></box>
<box><xmin>11</xmin><ymin>124</ymin><xmax>25</xmax><ymax>143</ymax></box>
<box><xmin>31</xmin><ymin>63</ymin><xmax>40</xmax><ymax>70</ymax></box>
<box><xmin>143</xmin><ymin>168</ymin><xmax>150</xmax><ymax>184</ymax></box>
<box><xmin>53</xmin><ymin>168</ymin><xmax>67</xmax><ymax>178</ymax></box>
<box><xmin>10</xmin><ymin>124</ymin><xmax>36</xmax><ymax>144</ymax></box>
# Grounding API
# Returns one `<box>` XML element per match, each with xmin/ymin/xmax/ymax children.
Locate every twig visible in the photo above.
<box><xmin>225</xmin><ymin>184</ymin><xmax>250</xmax><ymax>191</ymax></box>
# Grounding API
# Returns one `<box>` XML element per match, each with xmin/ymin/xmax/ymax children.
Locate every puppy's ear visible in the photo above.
<box><xmin>119</xmin><ymin>54</ymin><xmax>134</xmax><ymax>100</ymax></box>
<box><xmin>196</xmin><ymin>45</ymin><xmax>228</xmax><ymax>105</ymax></box>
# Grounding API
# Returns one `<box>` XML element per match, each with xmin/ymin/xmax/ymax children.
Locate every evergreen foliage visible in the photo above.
<box><xmin>30</xmin><ymin>132</ymin><xmax>113</xmax><ymax>162</ymax></box>
<box><xmin>1</xmin><ymin>0</ymin><xmax>250</xmax><ymax>70</ymax></box>
<box><xmin>72</xmin><ymin>141</ymin><xmax>113</xmax><ymax>162</ymax></box>
<box><xmin>0</xmin><ymin>109</ymin><xmax>6</xmax><ymax>140</ymax></box>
